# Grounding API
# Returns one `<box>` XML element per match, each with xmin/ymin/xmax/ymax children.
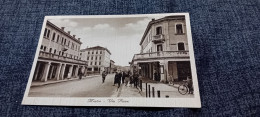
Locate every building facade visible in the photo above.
<box><xmin>32</xmin><ymin>21</ymin><xmax>88</xmax><ymax>82</ymax></box>
<box><xmin>80</xmin><ymin>46</ymin><xmax>111</xmax><ymax>74</ymax></box>
<box><xmin>131</xmin><ymin>16</ymin><xmax>191</xmax><ymax>82</ymax></box>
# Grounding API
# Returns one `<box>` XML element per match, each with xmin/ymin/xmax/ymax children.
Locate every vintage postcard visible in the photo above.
<box><xmin>22</xmin><ymin>13</ymin><xmax>201</xmax><ymax>108</ymax></box>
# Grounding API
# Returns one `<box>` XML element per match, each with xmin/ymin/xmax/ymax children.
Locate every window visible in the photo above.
<box><xmin>96</xmin><ymin>51</ymin><xmax>98</xmax><ymax>54</ymax></box>
<box><xmin>43</xmin><ymin>46</ymin><xmax>46</xmax><ymax>51</ymax></box>
<box><xmin>92</xmin><ymin>51</ymin><xmax>94</xmax><ymax>54</ymax></box>
<box><xmin>61</xmin><ymin>38</ymin><xmax>64</xmax><ymax>45</ymax></box>
<box><xmin>62</xmin><ymin>52</ymin><xmax>64</xmax><ymax>56</ymax></box>
<box><xmin>40</xmin><ymin>45</ymin><xmax>43</xmax><ymax>49</ymax></box>
<box><xmin>87</xmin><ymin>57</ymin><xmax>89</xmax><ymax>60</ymax></box>
<box><xmin>52</xmin><ymin>33</ymin><xmax>56</xmax><ymax>41</ymax></box>
<box><xmin>47</xmin><ymin>30</ymin><xmax>50</xmax><ymax>38</ymax></box>
<box><xmin>54</xmin><ymin>49</ymin><xmax>56</xmax><ymax>54</ymax></box>
<box><xmin>88</xmin><ymin>52</ymin><xmax>90</xmax><ymax>54</ymax></box>
<box><xmin>44</xmin><ymin>28</ymin><xmax>47</xmax><ymax>37</ymax></box>
<box><xmin>64</xmin><ymin>39</ymin><xmax>66</xmax><ymax>45</ymax></box>
<box><xmin>59</xmin><ymin>51</ymin><xmax>61</xmax><ymax>55</ymax></box>
<box><xmin>157</xmin><ymin>44</ymin><xmax>163</xmax><ymax>51</ymax></box>
<box><xmin>49</xmin><ymin>48</ymin><xmax>52</xmax><ymax>53</ymax></box>
<box><xmin>100</xmin><ymin>51</ymin><xmax>102</xmax><ymax>54</ymax></box>
<box><xmin>156</xmin><ymin>26</ymin><xmax>162</xmax><ymax>35</ymax></box>
<box><xmin>68</xmin><ymin>41</ymin><xmax>70</xmax><ymax>46</ymax></box>
<box><xmin>90</xmin><ymin>62</ymin><xmax>92</xmax><ymax>65</ymax></box>
<box><xmin>91</xmin><ymin>56</ymin><xmax>93</xmax><ymax>60</ymax></box>
<box><xmin>95</xmin><ymin>62</ymin><xmax>97</xmax><ymax>65</ymax></box>
<box><xmin>176</xmin><ymin>24</ymin><xmax>183</xmax><ymax>34</ymax></box>
<box><xmin>95</xmin><ymin>56</ymin><xmax>97</xmax><ymax>60</ymax></box>
<box><xmin>80</xmin><ymin>53</ymin><xmax>82</xmax><ymax>55</ymax></box>
<box><xmin>56</xmin><ymin>35</ymin><xmax>59</xmax><ymax>43</ymax></box>
<box><xmin>100</xmin><ymin>56</ymin><xmax>101</xmax><ymax>60</ymax></box>
<box><xmin>99</xmin><ymin>62</ymin><xmax>101</xmax><ymax>65</ymax></box>
<box><xmin>178</xmin><ymin>42</ymin><xmax>185</xmax><ymax>50</ymax></box>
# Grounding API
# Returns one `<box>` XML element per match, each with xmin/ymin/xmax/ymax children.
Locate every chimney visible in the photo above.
<box><xmin>78</xmin><ymin>38</ymin><xmax>81</xmax><ymax>41</ymax></box>
<box><xmin>73</xmin><ymin>35</ymin><xmax>76</xmax><ymax>38</ymax></box>
<box><xmin>61</xmin><ymin>27</ymin><xmax>65</xmax><ymax>30</ymax></box>
<box><xmin>68</xmin><ymin>31</ymin><xmax>70</xmax><ymax>34</ymax></box>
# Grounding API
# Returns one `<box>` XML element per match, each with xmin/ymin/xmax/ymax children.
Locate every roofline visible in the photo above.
<box><xmin>139</xmin><ymin>15</ymin><xmax>185</xmax><ymax>45</ymax></box>
<box><xmin>46</xmin><ymin>20</ymin><xmax>82</xmax><ymax>44</ymax></box>
<box><xmin>80</xmin><ymin>46</ymin><xmax>112</xmax><ymax>55</ymax></box>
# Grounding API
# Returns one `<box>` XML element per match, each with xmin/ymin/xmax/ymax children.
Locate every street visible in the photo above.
<box><xmin>28</xmin><ymin>74</ymin><xmax>119</xmax><ymax>97</ymax></box>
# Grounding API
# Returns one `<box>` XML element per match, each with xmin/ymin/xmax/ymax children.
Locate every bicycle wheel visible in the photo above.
<box><xmin>178</xmin><ymin>85</ymin><xmax>188</xmax><ymax>95</ymax></box>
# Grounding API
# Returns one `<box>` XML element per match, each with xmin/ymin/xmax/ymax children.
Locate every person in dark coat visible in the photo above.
<box><xmin>101</xmin><ymin>71</ymin><xmax>107</xmax><ymax>83</ymax></box>
<box><xmin>133</xmin><ymin>70</ymin><xmax>139</xmax><ymax>88</ymax></box>
<box><xmin>78</xmin><ymin>69</ymin><xmax>83</xmax><ymax>80</ymax></box>
<box><xmin>114</xmin><ymin>72</ymin><xmax>122</xmax><ymax>88</ymax></box>
<box><xmin>121</xmin><ymin>71</ymin><xmax>126</xmax><ymax>84</ymax></box>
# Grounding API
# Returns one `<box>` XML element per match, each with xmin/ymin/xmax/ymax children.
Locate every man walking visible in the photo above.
<box><xmin>133</xmin><ymin>70</ymin><xmax>139</xmax><ymax>88</ymax></box>
<box><xmin>114</xmin><ymin>71</ymin><xmax>121</xmax><ymax>88</ymax></box>
<box><xmin>79</xmin><ymin>69</ymin><xmax>83</xmax><ymax>80</ymax></box>
<box><xmin>122</xmin><ymin>71</ymin><xmax>126</xmax><ymax>84</ymax></box>
<box><xmin>102</xmin><ymin>71</ymin><xmax>107</xmax><ymax>83</ymax></box>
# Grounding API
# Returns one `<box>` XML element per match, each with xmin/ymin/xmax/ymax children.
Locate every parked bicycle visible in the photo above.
<box><xmin>178</xmin><ymin>80</ymin><xmax>193</xmax><ymax>95</ymax></box>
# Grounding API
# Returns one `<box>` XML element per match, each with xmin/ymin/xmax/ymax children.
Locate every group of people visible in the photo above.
<box><xmin>112</xmin><ymin>70</ymin><xmax>139</xmax><ymax>88</ymax></box>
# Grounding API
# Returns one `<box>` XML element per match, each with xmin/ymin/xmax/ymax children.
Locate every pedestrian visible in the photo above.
<box><xmin>114</xmin><ymin>71</ymin><xmax>121</xmax><ymax>88</ymax></box>
<box><xmin>187</xmin><ymin>76</ymin><xmax>193</xmax><ymax>94</ymax></box>
<box><xmin>68</xmin><ymin>72</ymin><xmax>71</xmax><ymax>79</ymax></box>
<box><xmin>122</xmin><ymin>71</ymin><xmax>126</xmax><ymax>84</ymax></box>
<box><xmin>79</xmin><ymin>69</ymin><xmax>83</xmax><ymax>80</ymax></box>
<box><xmin>102</xmin><ymin>71</ymin><xmax>107</xmax><ymax>83</ymax></box>
<box><xmin>124</xmin><ymin>71</ymin><xmax>131</xmax><ymax>86</ymax></box>
<box><xmin>118</xmin><ymin>71</ymin><xmax>122</xmax><ymax>84</ymax></box>
<box><xmin>133</xmin><ymin>70</ymin><xmax>139</xmax><ymax>88</ymax></box>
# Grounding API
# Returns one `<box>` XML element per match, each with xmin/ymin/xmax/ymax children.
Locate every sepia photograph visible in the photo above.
<box><xmin>22</xmin><ymin>13</ymin><xmax>201</xmax><ymax>107</ymax></box>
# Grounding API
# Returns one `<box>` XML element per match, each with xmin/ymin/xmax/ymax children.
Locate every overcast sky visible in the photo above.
<box><xmin>49</xmin><ymin>16</ymin><xmax>163</xmax><ymax>66</ymax></box>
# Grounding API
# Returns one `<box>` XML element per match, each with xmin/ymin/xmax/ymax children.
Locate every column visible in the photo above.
<box><xmin>60</xmin><ymin>64</ymin><xmax>66</xmax><ymax>80</ymax></box>
<box><xmin>55</xmin><ymin>63</ymin><xmax>62</xmax><ymax>80</ymax></box>
<box><xmin>75</xmin><ymin>65</ymin><xmax>79</xmax><ymax>77</ymax></box>
<box><xmin>159</xmin><ymin>61</ymin><xmax>166</xmax><ymax>83</ymax></box>
<box><xmin>41</xmin><ymin>62</ymin><xmax>51</xmax><ymax>82</ymax></box>
<box><xmin>68</xmin><ymin>65</ymin><xmax>73</xmax><ymax>78</ymax></box>
<box><xmin>33</xmin><ymin>62</ymin><xmax>41</xmax><ymax>80</ymax></box>
<box><xmin>49</xmin><ymin>64</ymin><xmax>54</xmax><ymax>80</ymax></box>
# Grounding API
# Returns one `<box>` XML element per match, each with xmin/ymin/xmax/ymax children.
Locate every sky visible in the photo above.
<box><xmin>49</xmin><ymin>16</ymin><xmax>163</xmax><ymax>66</ymax></box>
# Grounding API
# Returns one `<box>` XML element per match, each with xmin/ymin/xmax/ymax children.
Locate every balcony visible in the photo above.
<box><xmin>38</xmin><ymin>51</ymin><xmax>87</xmax><ymax>65</ymax></box>
<box><xmin>152</xmin><ymin>34</ymin><xmax>165</xmax><ymax>44</ymax></box>
<box><xmin>133</xmin><ymin>51</ymin><xmax>189</xmax><ymax>60</ymax></box>
<box><xmin>61</xmin><ymin>45</ymin><xmax>69</xmax><ymax>51</ymax></box>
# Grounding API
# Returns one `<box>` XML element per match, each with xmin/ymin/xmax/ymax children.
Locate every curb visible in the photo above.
<box><xmin>31</xmin><ymin>75</ymin><xmax>101</xmax><ymax>87</ymax></box>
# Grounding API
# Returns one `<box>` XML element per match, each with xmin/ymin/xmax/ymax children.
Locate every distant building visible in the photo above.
<box><xmin>109</xmin><ymin>60</ymin><xmax>116</xmax><ymax>73</ymax></box>
<box><xmin>33</xmin><ymin>21</ymin><xmax>88</xmax><ymax>82</ymax></box>
<box><xmin>131</xmin><ymin>16</ymin><xmax>191</xmax><ymax>82</ymax></box>
<box><xmin>80</xmin><ymin>46</ymin><xmax>111</xmax><ymax>74</ymax></box>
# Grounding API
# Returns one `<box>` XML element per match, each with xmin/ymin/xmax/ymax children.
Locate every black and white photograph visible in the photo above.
<box><xmin>22</xmin><ymin>13</ymin><xmax>201</xmax><ymax>107</ymax></box>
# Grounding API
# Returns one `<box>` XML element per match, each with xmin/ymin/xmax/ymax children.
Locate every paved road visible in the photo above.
<box><xmin>28</xmin><ymin>74</ymin><xmax>118</xmax><ymax>97</ymax></box>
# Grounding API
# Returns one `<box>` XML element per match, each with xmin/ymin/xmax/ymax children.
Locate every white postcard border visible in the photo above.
<box><xmin>22</xmin><ymin>13</ymin><xmax>201</xmax><ymax>108</ymax></box>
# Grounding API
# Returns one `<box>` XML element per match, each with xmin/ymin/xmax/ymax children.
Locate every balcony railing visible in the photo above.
<box><xmin>38</xmin><ymin>51</ymin><xmax>87</xmax><ymax>65</ymax></box>
<box><xmin>133</xmin><ymin>51</ymin><xmax>189</xmax><ymax>60</ymax></box>
<box><xmin>152</xmin><ymin>34</ymin><xmax>165</xmax><ymax>43</ymax></box>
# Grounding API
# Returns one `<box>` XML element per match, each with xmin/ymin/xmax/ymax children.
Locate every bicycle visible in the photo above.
<box><xmin>178</xmin><ymin>80</ymin><xmax>192</xmax><ymax>95</ymax></box>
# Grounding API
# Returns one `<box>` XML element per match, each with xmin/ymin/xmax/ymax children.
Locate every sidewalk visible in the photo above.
<box><xmin>30</xmin><ymin>75</ymin><xmax>101</xmax><ymax>87</ymax></box>
<box><xmin>138</xmin><ymin>82</ymin><xmax>194</xmax><ymax>98</ymax></box>
<box><xmin>111</xmin><ymin>84</ymin><xmax>143</xmax><ymax>97</ymax></box>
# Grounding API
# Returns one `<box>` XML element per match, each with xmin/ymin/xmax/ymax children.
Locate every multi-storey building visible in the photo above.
<box><xmin>80</xmin><ymin>46</ymin><xmax>111</xmax><ymax>74</ymax></box>
<box><xmin>32</xmin><ymin>21</ymin><xmax>88</xmax><ymax>82</ymax></box>
<box><xmin>131</xmin><ymin>16</ymin><xmax>191</xmax><ymax>82</ymax></box>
